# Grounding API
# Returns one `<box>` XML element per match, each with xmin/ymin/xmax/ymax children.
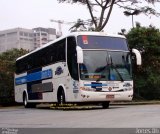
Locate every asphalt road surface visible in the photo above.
<box><xmin>0</xmin><ymin>104</ymin><xmax>160</xmax><ymax>128</ymax></box>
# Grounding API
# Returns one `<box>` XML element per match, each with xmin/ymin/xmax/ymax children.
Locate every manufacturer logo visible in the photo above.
<box><xmin>108</xmin><ymin>87</ymin><xmax>112</xmax><ymax>91</ymax></box>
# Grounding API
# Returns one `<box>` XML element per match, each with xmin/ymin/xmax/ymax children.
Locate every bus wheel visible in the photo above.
<box><xmin>23</xmin><ymin>93</ymin><xmax>29</xmax><ymax>108</ymax></box>
<box><xmin>57</xmin><ymin>89</ymin><xmax>65</xmax><ymax>106</ymax></box>
<box><xmin>23</xmin><ymin>93</ymin><xmax>36</xmax><ymax>108</ymax></box>
<box><xmin>102</xmin><ymin>101</ymin><xmax>110</xmax><ymax>109</ymax></box>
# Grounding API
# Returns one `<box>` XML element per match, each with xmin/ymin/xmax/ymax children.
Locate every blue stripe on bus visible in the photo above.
<box><xmin>84</xmin><ymin>84</ymin><xmax>108</xmax><ymax>87</ymax></box>
<box><xmin>15</xmin><ymin>69</ymin><xmax>52</xmax><ymax>85</ymax></box>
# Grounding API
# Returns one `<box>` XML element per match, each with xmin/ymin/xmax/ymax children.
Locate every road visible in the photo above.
<box><xmin>0</xmin><ymin>104</ymin><xmax>160</xmax><ymax>128</ymax></box>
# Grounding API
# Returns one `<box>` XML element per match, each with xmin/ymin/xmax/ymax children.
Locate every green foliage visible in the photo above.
<box><xmin>126</xmin><ymin>25</ymin><xmax>160</xmax><ymax>100</ymax></box>
<box><xmin>0</xmin><ymin>48</ymin><xmax>28</xmax><ymax>105</ymax></box>
<box><xmin>57</xmin><ymin>0</ymin><xmax>160</xmax><ymax>31</ymax></box>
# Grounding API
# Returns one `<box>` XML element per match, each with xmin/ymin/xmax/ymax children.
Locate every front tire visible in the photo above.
<box><xmin>102</xmin><ymin>101</ymin><xmax>110</xmax><ymax>109</ymax></box>
<box><xmin>57</xmin><ymin>89</ymin><xmax>66</xmax><ymax>106</ymax></box>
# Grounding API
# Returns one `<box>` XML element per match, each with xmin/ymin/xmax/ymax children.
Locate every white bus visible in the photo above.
<box><xmin>14</xmin><ymin>32</ymin><xmax>141</xmax><ymax>108</ymax></box>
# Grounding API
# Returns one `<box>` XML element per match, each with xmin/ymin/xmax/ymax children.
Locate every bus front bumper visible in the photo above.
<box><xmin>80</xmin><ymin>90</ymin><xmax>133</xmax><ymax>102</ymax></box>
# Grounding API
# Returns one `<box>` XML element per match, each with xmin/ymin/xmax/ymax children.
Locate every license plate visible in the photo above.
<box><xmin>106</xmin><ymin>95</ymin><xmax>114</xmax><ymax>99</ymax></box>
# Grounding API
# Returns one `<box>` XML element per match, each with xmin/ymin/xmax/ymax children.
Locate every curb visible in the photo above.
<box><xmin>111</xmin><ymin>101</ymin><xmax>160</xmax><ymax>105</ymax></box>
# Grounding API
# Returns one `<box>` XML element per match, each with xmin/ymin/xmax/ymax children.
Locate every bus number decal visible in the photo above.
<box><xmin>73</xmin><ymin>80</ymin><xmax>79</xmax><ymax>93</ymax></box>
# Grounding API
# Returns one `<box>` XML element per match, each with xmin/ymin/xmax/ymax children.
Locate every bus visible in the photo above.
<box><xmin>14</xmin><ymin>32</ymin><xmax>141</xmax><ymax>108</ymax></box>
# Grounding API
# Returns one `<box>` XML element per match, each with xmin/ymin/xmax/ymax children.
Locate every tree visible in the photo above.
<box><xmin>69</xmin><ymin>19</ymin><xmax>87</xmax><ymax>31</ymax></box>
<box><xmin>124</xmin><ymin>10</ymin><xmax>141</xmax><ymax>28</ymax></box>
<box><xmin>126</xmin><ymin>25</ymin><xmax>160</xmax><ymax>100</ymax></box>
<box><xmin>0</xmin><ymin>48</ymin><xmax>28</xmax><ymax>105</ymax></box>
<box><xmin>118</xmin><ymin>28</ymin><xmax>126</xmax><ymax>36</ymax></box>
<box><xmin>57</xmin><ymin>0</ymin><xmax>160</xmax><ymax>31</ymax></box>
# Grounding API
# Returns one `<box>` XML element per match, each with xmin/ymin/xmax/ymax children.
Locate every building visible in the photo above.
<box><xmin>0</xmin><ymin>28</ymin><xmax>34</xmax><ymax>53</ymax></box>
<box><xmin>0</xmin><ymin>27</ymin><xmax>56</xmax><ymax>53</ymax></box>
<box><xmin>33</xmin><ymin>27</ymin><xmax>56</xmax><ymax>49</ymax></box>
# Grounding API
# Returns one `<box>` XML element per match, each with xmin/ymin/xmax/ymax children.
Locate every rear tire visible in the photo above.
<box><xmin>23</xmin><ymin>93</ymin><xmax>36</xmax><ymax>108</ymax></box>
<box><xmin>102</xmin><ymin>101</ymin><xmax>110</xmax><ymax>109</ymax></box>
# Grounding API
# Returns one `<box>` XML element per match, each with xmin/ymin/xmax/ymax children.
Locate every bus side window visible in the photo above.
<box><xmin>49</xmin><ymin>39</ymin><xmax>66</xmax><ymax>64</ymax></box>
<box><xmin>56</xmin><ymin>39</ymin><xmax>66</xmax><ymax>62</ymax></box>
<box><xmin>16</xmin><ymin>60</ymin><xmax>23</xmax><ymax>74</ymax></box>
<box><xmin>49</xmin><ymin>44</ymin><xmax>56</xmax><ymax>63</ymax></box>
<box><xmin>67</xmin><ymin>37</ymin><xmax>79</xmax><ymax>80</ymax></box>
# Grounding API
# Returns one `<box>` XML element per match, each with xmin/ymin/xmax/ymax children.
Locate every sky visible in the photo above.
<box><xmin>0</xmin><ymin>0</ymin><xmax>160</xmax><ymax>35</ymax></box>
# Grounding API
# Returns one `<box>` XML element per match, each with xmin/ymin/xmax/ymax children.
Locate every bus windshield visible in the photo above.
<box><xmin>80</xmin><ymin>50</ymin><xmax>132</xmax><ymax>81</ymax></box>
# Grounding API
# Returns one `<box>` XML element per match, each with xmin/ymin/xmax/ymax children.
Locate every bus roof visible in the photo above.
<box><xmin>16</xmin><ymin>32</ymin><xmax>126</xmax><ymax>61</ymax></box>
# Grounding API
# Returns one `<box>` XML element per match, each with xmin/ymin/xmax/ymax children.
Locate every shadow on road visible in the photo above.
<box><xmin>0</xmin><ymin>104</ymin><xmax>127</xmax><ymax>111</ymax></box>
<box><xmin>36</xmin><ymin>104</ymin><xmax>127</xmax><ymax>111</ymax></box>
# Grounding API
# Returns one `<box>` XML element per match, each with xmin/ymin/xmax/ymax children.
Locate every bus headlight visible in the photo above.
<box><xmin>80</xmin><ymin>87</ymin><xmax>96</xmax><ymax>92</ymax></box>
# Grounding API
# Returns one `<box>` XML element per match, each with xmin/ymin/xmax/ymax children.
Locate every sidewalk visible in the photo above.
<box><xmin>111</xmin><ymin>100</ymin><xmax>160</xmax><ymax>105</ymax></box>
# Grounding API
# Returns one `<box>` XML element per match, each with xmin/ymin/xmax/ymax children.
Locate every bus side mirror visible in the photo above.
<box><xmin>76</xmin><ymin>46</ymin><xmax>84</xmax><ymax>63</ymax></box>
<box><xmin>132</xmin><ymin>49</ymin><xmax>142</xmax><ymax>65</ymax></box>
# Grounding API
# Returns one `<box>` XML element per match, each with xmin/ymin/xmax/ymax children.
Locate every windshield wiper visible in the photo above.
<box><xmin>95</xmin><ymin>53</ymin><xmax>124</xmax><ymax>82</ymax></box>
<box><xmin>95</xmin><ymin>65</ymin><xmax>108</xmax><ymax>82</ymax></box>
<box><xmin>110</xmin><ymin>57</ymin><xmax>124</xmax><ymax>82</ymax></box>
